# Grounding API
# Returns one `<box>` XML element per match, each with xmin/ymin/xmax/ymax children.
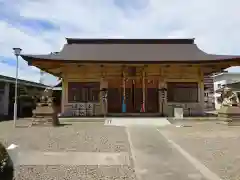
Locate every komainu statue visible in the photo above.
<box><xmin>32</xmin><ymin>88</ymin><xmax>60</xmax><ymax>126</ymax></box>
<box><xmin>218</xmin><ymin>87</ymin><xmax>239</xmax><ymax>107</ymax></box>
<box><xmin>218</xmin><ymin>87</ymin><xmax>240</xmax><ymax>126</ymax></box>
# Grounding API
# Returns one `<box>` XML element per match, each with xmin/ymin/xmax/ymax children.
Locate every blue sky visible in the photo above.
<box><xmin>0</xmin><ymin>0</ymin><xmax>240</xmax><ymax>86</ymax></box>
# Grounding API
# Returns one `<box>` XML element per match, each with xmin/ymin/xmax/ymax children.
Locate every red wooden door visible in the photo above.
<box><xmin>125</xmin><ymin>88</ymin><xmax>133</xmax><ymax>113</ymax></box>
<box><xmin>124</xmin><ymin>79</ymin><xmax>143</xmax><ymax>113</ymax></box>
<box><xmin>135</xmin><ymin>88</ymin><xmax>142</xmax><ymax>112</ymax></box>
<box><xmin>108</xmin><ymin>88</ymin><xmax>121</xmax><ymax>113</ymax></box>
<box><xmin>146</xmin><ymin>79</ymin><xmax>159</xmax><ymax>113</ymax></box>
<box><xmin>108</xmin><ymin>80</ymin><xmax>121</xmax><ymax>113</ymax></box>
<box><xmin>146</xmin><ymin>88</ymin><xmax>159</xmax><ymax>112</ymax></box>
<box><xmin>125</xmin><ymin>79</ymin><xmax>134</xmax><ymax>113</ymax></box>
<box><xmin>134</xmin><ymin>79</ymin><xmax>143</xmax><ymax>112</ymax></box>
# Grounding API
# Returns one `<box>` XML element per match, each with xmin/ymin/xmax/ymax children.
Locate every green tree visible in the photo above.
<box><xmin>0</xmin><ymin>143</ymin><xmax>14</xmax><ymax>180</ymax></box>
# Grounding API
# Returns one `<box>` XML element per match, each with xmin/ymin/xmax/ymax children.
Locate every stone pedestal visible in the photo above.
<box><xmin>32</xmin><ymin>103</ymin><xmax>59</xmax><ymax>126</ymax></box>
<box><xmin>218</xmin><ymin>106</ymin><xmax>240</xmax><ymax>126</ymax></box>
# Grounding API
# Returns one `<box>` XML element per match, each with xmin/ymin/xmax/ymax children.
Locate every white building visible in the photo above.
<box><xmin>0</xmin><ymin>75</ymin><xmax>47</xmax><ymax>119</ymax></box>
<box><xmin>213</xmin><ymin>72</ymin><xmax>240</xmax><ymax>109</ymax></box>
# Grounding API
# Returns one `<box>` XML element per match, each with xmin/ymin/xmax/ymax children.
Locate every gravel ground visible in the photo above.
<box><xmin>0</xmin><ymin>121</ymin><xmax>129</xmax><ymax>152</ymax></box>
<box><xmin>160</xmin><ymin>122</ymin><xmax>240</xmax><ymax>180</ymax></box>
<box><xmin>0</xmin><ymin>120</ymin><xmax>136</xmax><ymax>180</ymax></box>
<box><xmin>15</xmin><ymin>165</ymin><xmax>136</xmax><ymax>180</ymax></box>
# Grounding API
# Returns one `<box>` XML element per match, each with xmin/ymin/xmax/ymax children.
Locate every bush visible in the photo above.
<box><xmin>0</xmin><ymin>143</ymin><xmax>14</xmax><ymax>180</ymax></box>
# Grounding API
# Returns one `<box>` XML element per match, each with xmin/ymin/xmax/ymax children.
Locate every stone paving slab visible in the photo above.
<box><xmin>15</xmin><ymin>152</ymin><xmax>130</xmax><ymax>166</ymax></box>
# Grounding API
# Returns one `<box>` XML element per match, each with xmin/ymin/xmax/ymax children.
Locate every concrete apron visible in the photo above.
<box><xmin>104</xmin><ymin>117</ymin><xmax>171</xmax><ymax>127</ymax></box>
<box><xmin>59</xmin><ymin>117</ymin><xmax>106</xmax><ymax>123</ymax></box>
<box><xmin>9</xmin><ymin>151</ymin><xmax>130</xmax><ymax>166</ymax></box>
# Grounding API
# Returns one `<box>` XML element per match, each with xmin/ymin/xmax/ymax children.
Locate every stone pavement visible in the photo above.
<box><xmin>126</xmin><ymin>126</ymin><xmax>207</xmax><ymax>180</ymax></box>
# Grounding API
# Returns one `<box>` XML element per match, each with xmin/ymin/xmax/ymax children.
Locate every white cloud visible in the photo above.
<box><xmin>0</xmin><ymin>61</ymin><xmax>39</xmax><ymax>82</ymax></box>
<box><xmin>0</xmin><ymin>61</ymin><xmax>58</xmax><ymax>86</ymax></box>
<box><xmin>1</xmin><ymin>0</ymin><xmax>240</xmax><ymax>85</ymax></box>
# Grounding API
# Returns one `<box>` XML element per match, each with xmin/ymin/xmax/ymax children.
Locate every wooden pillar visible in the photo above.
<box><xmin>122</xmin><ymin>67</ymin><xmax>126</xmax><ymax>112</ymax></box>
<box><xmin>158</xmin><ymin>68</ymin><xmax>162</xmax><ymax>114</ymax></box>
<box><xmin>142</xmin><ymin>67</ymin><xmax>146</xmax><ymax>112</ymax></box>
<box><xmin>100</xmin><ymin>65</ymin><xmax>108</xmax><ymax>116</ymax></box>
<box><xmin>61</xmin><ymin>78</ymin><xmax>65</xmax><ymax>114</ymax></box>
<box><xmin>198</xmin><ymin>67</ymin><xmax>204</xmax><ymax>115</ymax></box>
<box><xmin>158</xmin><ymin>67</ymin><xmax>167</xmax><ymax>116</ymax></box>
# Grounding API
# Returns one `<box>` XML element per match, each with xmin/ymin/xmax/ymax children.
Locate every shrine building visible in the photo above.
<box><xmin>21</xmin><ymin>38</ymin><xmax>240</xmax><ymax>117</ymax></box>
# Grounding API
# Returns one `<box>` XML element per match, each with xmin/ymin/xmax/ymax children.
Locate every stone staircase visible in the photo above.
<box><xmin>104</xmin><ymin>117</ymin><xmax>171</xmax><ymax>127</ymax></box>
<box><xmin>107</xmin><ymin>113</ymin><xmax>162</xmax><ymax>117</ymax></box>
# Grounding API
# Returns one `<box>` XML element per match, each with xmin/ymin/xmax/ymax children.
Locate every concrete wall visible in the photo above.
<box><xmin>0</xmin><ymin>82</ymin><xmax>5</xmax><ymax>115</ymax></box>
<box><xmin>60</xmin><ymin>64</ymin><xmax>204</xmax><ymax>117</ymax></box>
<box><xmin>3</xmin><ymin>83</ymin><xmax>9</xmax><ymax>115</ymax></box>
<box><xmin>0</xmin><ymin>82</ymin><xmax>9</xmax><ymax>116</ymax></box>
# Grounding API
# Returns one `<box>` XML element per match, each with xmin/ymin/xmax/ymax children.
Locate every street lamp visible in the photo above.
<box><xmin>13</xmin><ymin>48</ymin><xmax>22</xmax><ymax>127</ymax></box>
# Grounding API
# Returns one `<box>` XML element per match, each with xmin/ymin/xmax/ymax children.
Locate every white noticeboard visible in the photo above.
<box><xmin>174</xmin><ymin>108</ymin><xmax>183</xmax><ymax>119</ymax></box>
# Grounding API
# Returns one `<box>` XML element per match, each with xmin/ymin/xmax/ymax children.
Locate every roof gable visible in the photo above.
<box><xmin>21</xmin><ymin>38</ymin><xmax>240</xmax><ymax>64</ymax></box>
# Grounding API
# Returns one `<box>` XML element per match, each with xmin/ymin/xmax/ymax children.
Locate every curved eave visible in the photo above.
<box><xmin>54</xmin><ymin>80</ymin><xmax>62</xmax><ymax>87</ymax></box>
<box><xmin>21</xmin><ymin>55</ymin><xmax>240</xmax><ymax>64</ymax></box>
<box><xmin>21</xmin><ymin>55</ymin><xmax>62</xmax><ymax>77</ymax></box>
<box><xmin>21</xmin><ymin>54</ymin><xmax>240</xmax><ymax>78</ymax></box>
<box><xmin>21</xmin><ymin>55</ymin><xmax>57</xmax><ymax>65</ymax></box>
